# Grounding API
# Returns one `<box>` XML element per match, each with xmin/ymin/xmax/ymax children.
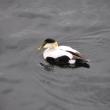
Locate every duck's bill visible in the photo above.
<box><xmin>37</xmin><ymin>43</ymin><xmax>43</xmax><ymax>50</ymax></box>
<box><xmin>38</xmin><ymin>44</ymin><xmax>45</xmax><ymax>50</ymax></box>
<box><xmin>38</xmin><ymin>42</ymin><xmax>46</xmax><ymax>50</ymax></box>
<box><xmin>38</xmin><ymin>46</ymin><xmax>42</xmax><ymax>50</ymax></box>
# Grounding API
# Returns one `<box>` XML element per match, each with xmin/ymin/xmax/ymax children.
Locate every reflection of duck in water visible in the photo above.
<box><xmin>38</xmin><ymin>38</ymin><xmax>90</xmax><ymax>68</ymax></box>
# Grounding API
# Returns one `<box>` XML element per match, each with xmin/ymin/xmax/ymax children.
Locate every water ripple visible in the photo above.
<box><xmin>0</xmin><ymin>77</ymin><xmax>22</xmax><ymax>84</ymax></box>
<box><xmin>16</xmin><ymin>12</ymin><xmax>52</xmax><ymax>19</ymax></box>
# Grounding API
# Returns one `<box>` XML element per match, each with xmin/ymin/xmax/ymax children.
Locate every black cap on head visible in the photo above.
<box><xmin>44</xmin><ymin>38</ymin><xmax>56</xmax><ymax>43</ymax></box>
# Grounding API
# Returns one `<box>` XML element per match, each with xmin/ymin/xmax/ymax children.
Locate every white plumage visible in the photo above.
<box><xmin>39</xmin><ymin>38</ymin><xmax>90</xmax><ymax>68</ymax></box>
<box><xmin>43</xmin><ymin>47</ymin><xmax>73</xmax><ymax>59</ymax></box>
<box><xmin>43</xmin><ymin>46</ymin><xmax>79</xmax><ymax>64</ymax></box>
<box><xmin>58</xmin><ymin>46</ymin><xmax>80</xmax><ymax>53</ymax></box>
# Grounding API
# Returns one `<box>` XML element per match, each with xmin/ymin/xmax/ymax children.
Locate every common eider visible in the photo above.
<box><xmin>38</xmin><ymin>38</ymin><xmax>90</xmax><ymax>68</ymax></box>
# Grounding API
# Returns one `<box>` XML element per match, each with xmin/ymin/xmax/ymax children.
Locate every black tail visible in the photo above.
<box><xmin>75</xmin><ymin>59</ymin><xmax>90</xmax><ymax>68</ymax></box>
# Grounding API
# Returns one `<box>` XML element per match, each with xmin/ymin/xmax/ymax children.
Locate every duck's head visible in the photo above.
<box><xmin>38</xmin><ymin>38</ymin><xmax>58</xmax><ymax>50</ymax></box>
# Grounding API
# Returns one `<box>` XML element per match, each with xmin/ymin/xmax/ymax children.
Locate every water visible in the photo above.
<box><xmin>0</xmin><ymin>0</ymin><xmax>110</xmax><ymax>110</ymax></box>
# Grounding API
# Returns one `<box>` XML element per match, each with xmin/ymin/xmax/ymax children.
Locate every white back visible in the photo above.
<box><xmin>58</xmin><ymin>46</ymin><xmax>80</xmax><ymax>53</ymax></box>
<box><xmin>43</xmin><ymin>48</ymin><xmax>73</xmax><ymax>59</ymax></box>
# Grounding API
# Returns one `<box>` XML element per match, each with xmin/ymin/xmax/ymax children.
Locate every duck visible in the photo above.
<box><xmin>38</xmin><ymin>38</ymin><xmax>90</xmax><ymax>68</ymax></box>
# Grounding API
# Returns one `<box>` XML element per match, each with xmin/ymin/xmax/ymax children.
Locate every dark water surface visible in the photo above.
<box><xmin>0</xmin><ymin>0</ymin><xmax>110</xmax><ymax>110</ymax></box>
